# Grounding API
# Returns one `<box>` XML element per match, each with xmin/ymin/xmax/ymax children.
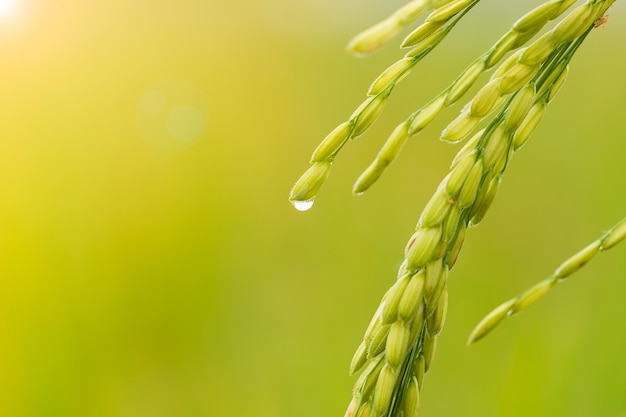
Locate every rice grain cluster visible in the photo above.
<box><xmin>288</xmin><ymin>1</ymin><xmax>622</xmax><ymax>416</ymax></box>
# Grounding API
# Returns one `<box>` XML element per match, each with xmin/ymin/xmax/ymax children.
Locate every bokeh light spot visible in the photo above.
<box><xmin>166</xmin><ymin>105</ymin><xmax>204</xmax><ymax>143</ymax></box>
<box><xmin>137</xmin><ymin>79</ymin><xmax>209</xmax><ymax>152</ymax></box>
<box><xmin>141</xmin><ymin>90</ymin><xmax>167</xmax><ymax>115</ymax></box>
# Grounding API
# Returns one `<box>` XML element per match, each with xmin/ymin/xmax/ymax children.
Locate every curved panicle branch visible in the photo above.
<box><xmin>346</xmin><ymin>0</ymin><xmax>457</xmax><ymax>57</ymax></box>
<box><xmin>468</xmin><ymin>216</ymin><xmax>626</xmax><ymax>345</ymax></box>
<box><xmin>290</xmin><ymin>0</ymin><xmax>480</xmax><ymax>210</ymax></box>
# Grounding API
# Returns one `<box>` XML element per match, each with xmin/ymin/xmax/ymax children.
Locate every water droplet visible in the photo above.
<box><xmin>292</xmin><ymin>199</ymin><xmax>314</xmax><ymax>212</ymax></box>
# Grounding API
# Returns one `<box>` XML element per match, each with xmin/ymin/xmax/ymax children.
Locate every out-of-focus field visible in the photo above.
<box><xmin>0</xmin><ymin>1</ymin><xmax>625</xmax><ymax>416</ymax></box>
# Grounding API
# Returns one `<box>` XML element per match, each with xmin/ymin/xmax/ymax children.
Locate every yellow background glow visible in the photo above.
<box><xmin>1</xmin><ymin>1</ymin><xmax>625</xmax><ymax>416</ymax></box>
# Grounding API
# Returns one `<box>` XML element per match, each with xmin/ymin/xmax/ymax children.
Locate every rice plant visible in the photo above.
<box><xmin>288</xmin><ymin>1</ymin><xmax>624</xmax><ymax>415</ymax></box>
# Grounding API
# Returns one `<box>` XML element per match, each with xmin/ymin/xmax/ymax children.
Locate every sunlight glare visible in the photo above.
<box><xmin>0</xmin><ymin>0</ymin><xmax>16</xmax><ymax>18</ymax></box>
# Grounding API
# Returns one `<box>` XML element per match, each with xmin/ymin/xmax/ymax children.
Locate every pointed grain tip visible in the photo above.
<box><xmin>346</xmin><ymin>19</ymin><xmax>400</xmax><ymax>57</ymax></box>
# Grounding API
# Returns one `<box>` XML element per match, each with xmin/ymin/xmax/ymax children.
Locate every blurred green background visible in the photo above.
<box><xmin>0</xmin><ymin>1</ymin><xmax>625</xmax><ymax>416</ymax></box>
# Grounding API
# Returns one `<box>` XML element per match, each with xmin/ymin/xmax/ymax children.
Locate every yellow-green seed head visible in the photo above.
<box><xmin>356</xmin><ymin>357</ymin><xmax>384</xmax><ymax>399</ymax></box>
<box><xmin>289</xmin><ymin>161</ymin><xmax>332</xmax><ymax>204</ymax></box>
<box><xmin>396</xmin><ymin>0</ymin><xmax>431</xmax><ymax>24</ymax></box>
<box><xmin>482</xmin><ymin>125</ymin><xmax>510</xmax><ymax>170</ymax></box>
<box><xmin>398</xmin><ymin>271</ymin><xmax>426</xmax><ymax>320</ymax></box>
<box><xmin>446</xmin><ymin>151</ymin><xmax>476</xmax><ymax>197</ymax></box>
<box><xmin>554</xmin><ymin>241</ymin><xmax>601</xmax><ymax>279</ymax></box>
<box><xmin>352</xmin><ymin>95</ymin><xmax>388</xmax><ymax>138</ymax></box>
<box><xmin>424</xmin><ymin>258</ymin><xmax>443</xmax><ymax>300</ymax></box>
<box><xmin>353</xmin><ymin>163</ymin><xmax>384</xmax><ymax>196</ymax></box>
<box><xmin>447</xmin><ymin>225</ymin><xmax>466</xmax><ymax>268</ymax></box>
<box><xmin>355</xmin><ymin>402</ymin><xmax>373</xmax><ymax>417</ymax></box>
<box><xmin>311</xmin><ymin>122</ymin><xmax>352</xmax><ymax>162</ymax></box>
<box><xmin>471</xmin><ymin>78</ymin><xmax>502</xmax><ymax>117</ymax></box>
<box><xmin>485</xmin><ymin>31</ymin><xmax>518</xmax><ymax>69</ymax></box>
<box><xmin>404</xmin><ymin>40</ymin><xmax>434</xmax><ymax>59</ymax></box>
<box><xmin>468</xmin><ymin>176</ymin><xmax>488</xmax><ymax>215</ymax></box>
<box><xmin>492</xmin><ymin>140</ymin><xmax>511</xmax><ymax>175</ymax></box>
<box><xmin>420</xmin><ymin>186</ymin><xmax>452</xmax><ymax>227</ymax></box>
<box><xmin>373</xmin><ymin>364</ymin><xmax>399</xmax><ymax>414</ymax></box>
<box><xmin>538</xmin><ymin>60</ymin><xmax>567</xmax><ymax>97</ymax></box>
<box><xmin>442</xmin><ymin>204</ymin><xmax>461</xmax><ymax>242</ymax></box>
<box><xmin>513</xmin><ymin>102</ymin><xmax>545</xmax><ymax>151</ymax></box>
<box><xmin>512</xmin><ymin>24</ymin><xmax>543</xmax><ymax>49</ymax></box>
<box><xmin>469</xmin><ymin>175</ymin><xmax>500</xmax><ymax>226</ymax></box>
<box><xmin>552</xmin><ymin>3</ymin><xmax>593</xmax><ymax>43</ymax></box>
<box><xmin>369</xmin><ymin>58</ymin><xmax>414</xmax><ymax>96</ymax></box>
<box><xmin>403</xmin><ymin>376</ymin><xmax>420</xmax><ymax>417</ymax></box>
<box><xmin>405</xmin><ymin>16</ymin><xmax>455</xmax><ymax>58</ymax></box>
<box><xmin>415</xmin><ymin>355</ymin><xmax>426</xmax><ymax>386</ymax></box>
<box><xmin>504</xmin><ymin>84</ymin><xmax>536</xmax><ymax>132</ymax></box>
<box><xmin>452</xmin><ymin>129</ymin><xmax>483</xmax><ymax>168</ymax></box>
<box><xmin>368</xmin><ymin>325</ymin><xmax>390</xmax><ymax>358</ymax></box>
<box><xmin>492</xmin><ymin>49</ymin><xmax>523</xmax><ymax>79</ymax></box>
<box><xmin>402</xmin><ymin>20</ymin><xmax>445</xmax><ymax>48</ymax></box>
<box><xmin>427</xmin><ymin>287</ymin><xmax>448</xmax><ymax>336</ymax></box>
<box><xmin>467</xmin><ymin>298</ymin><xmax>515</xmax><ymax>344</ymax></box>
<box><xmin>446</xmin><ymin>59</ymin><xmax>486</xmax><ymax>105</ymax></box>
<box><xmin>347</xmin><ymin>19</ymin><xmax>400</xmax><ymax>57</ymax></box>
<box><xmin>500</xmin><ymin>63</ymin><xmax>537</xmax><ymax>94</ymax></box>
<box><xmin>409</xmin><ymin>302</ymin><xmax>426</xmax><ymax>338</ymax></box>
<box><xmin>515</xmin><ymin>279</ymin><xmax>556</xmax><ymax>312</ymax></box>
<box><xmin>554</xmin><ymin>0</ymin><xmax>578</xmax><ymax>17</ymax></box>
<box><xmin>547</xmin><ymin>65</ymin><xmax>569</xmax><ymax>102</ymax></box>
<box><xmin>344</xmin><ymin>397</ymin><xmax>359</xmax><ymax>417</ymax></box>
<box><xmin>350</xmin><ymin>342</ymin><xmax>368</xmax><ymax>375</ymax></box>
<box><xmin>602</xmin><ymin>218</ymin><xmax>626</xmax><ymax>250</ymax></box>
<box><xmin>397</xmin><ymin>259</ymin><xmax>410</xmax><ymax>279</ymax></box>
<box><xmin>428</xmin><ymin>265</ymin><xmax>449</xmax><ymax>316</ymax></box>
<box><xmin>441</xmin><ymin>111</ymin><xmax>479</xmax><ymax>143</ymax></box>
<box><xmin>520</xmin><ymin>31</ymin><xmax>556</xmax><ymax>66</ymax></box>
<box><xmin>432</xmin><ymin>0</ymin><xmax>457</xmax><ymax>7</ymax></box>
<box><xmin>422</xmin><ymin>334</ymin><xmax>437</xmax><ymax>372</ymax></box>
<box><xmin>386</xmin><ymin>321</ymin><xmax>412</xmax><ymax>368</ymax></box>
<box><xmin>513</xmin><ymin>1</ymin><xmax>561</xmax><ymax>33</ymax></box>
<box><xmin>378</xmin><ymin>123</ymin><xmax>410</xmax><ymax>167</ymax></box>
<box><xmin>382</xmin><ymin>274</ymin><xmax>411</xmax><ymax>324</ymax></box>
<box><xmin>364</xmin><ymin>305</ymin><xmax>384</xmax><ymax>343</ymax></box>
<box><xmin>458</xmin><ymin>159</ymin><xmax>483</xmax><ymax>207</ymax></box>
<box><xmin>406</xmin><ymin>227</ymin><xmax>443</xmax><ymax>269</ymax></box>
<box><xmin>427</xmin><ymin>0</ymin><xmax>473</xmax><ymax>22</ymax></box>
<box><xmin>409</xmin><ymin>95</ymin><xmax>446</xmax><ymax>134</ymax></box>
